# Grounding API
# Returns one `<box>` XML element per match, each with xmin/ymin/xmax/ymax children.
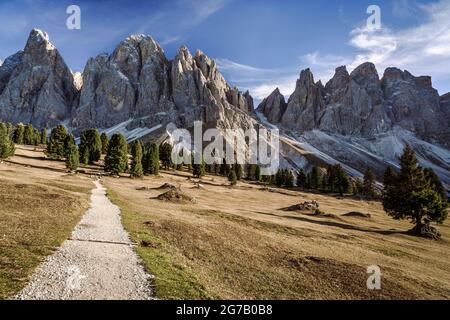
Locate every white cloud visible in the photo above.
<box><xmin>346</xmin><ymin>0</ymin><xmax>450</xmax><ymax>92</ymax></box>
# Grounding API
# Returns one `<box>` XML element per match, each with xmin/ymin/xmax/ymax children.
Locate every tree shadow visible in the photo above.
<box><xmin>255</xmin><ymin>210</ymin><xmax>405</xmax><ymax>236</ymax></box>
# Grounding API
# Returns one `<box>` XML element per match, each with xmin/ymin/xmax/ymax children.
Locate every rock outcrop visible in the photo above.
<box><xmin>258</xmin><ymin>62</ymin><xmax>450</xmax><ymax>148</ymax></box>
<box><xmin>258</xmin><ymin>88</ymin><xmax>287</xmax><ymax>123</ymax></box>
<box><xmin>0</xmin><ymin>29</ymin><xmax>76</xmax><ymax>128</ymax></box>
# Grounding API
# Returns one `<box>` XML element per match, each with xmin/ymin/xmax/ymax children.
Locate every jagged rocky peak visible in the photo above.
<box><xmin>280</xmin><ymin>68</ymin><xmax>325</xmax><ymax>131</ymax></box>
<box><xmin>258</xmin><ymin>88</ymin><xmax>287</xmax><ymax>123</ymax></box>
<box><xmin>0</xmin><ymin>29</ymin><xmax>75</xmax><ymax>129</ymax></box>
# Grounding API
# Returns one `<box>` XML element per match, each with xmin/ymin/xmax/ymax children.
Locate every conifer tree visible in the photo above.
<box><xmin>13</xmin><ymin>124</ymin><xmax>25</xmax><ymax>144</ymax></box>
<box><xmin>228</xmin><ymin>169</ymin><xmax>237</xmax><ymax>186</ymax></box>
<box><xmin>64</xmin><ymin>134</ymin><xmax>79</xmax><ymax>171</ymax></box>
<box><xmin>144</xmin><ymin>143</ymin><xmax>160</xmax><ymax>175</ymax></box>
<box><xmin>310</xmin><ymin>166</ymin><xmax>321</xmax><ymax>190</ymax></box>
<box><xmin>79</xmin><ymin>129</ymin><xmax>102</xmax><ymax>164</ymax></box>
<box><xmin>234</xmin><ymin>163</ymin><xmax>243</xmax><ymax>180</ymax></box>
<box><xmin>104</xmin><ymin>133</ymin><xmax>129</xmax><ymax>175</ymax></box>
<box><xmin>297</xmin><ymin>168</ymin><xmax>307</xmax><ymax>189</ymax></box>
<box><xmin>40</xmin><ymin>128</ymin><xmax>47</xmax><ymax>145</ymax></box>
<box><xmin>383</xmin><ymin>166</ymin><xmax>396</xmax><ymax>187</ymax></box>
<box><xmin>46</xmin><ymin>125</ymin><xmax>68</xmax><ymax>159</ymax></box>
<box><xmin>382</xmin><ymin>145</ymin><xmax>448</xmax><ymax>235</ymax></box>
<box><xmin>285</xmin><ymin>170</ymin><xmax>294</xmax><ymax>188</ymax></box>
<box><xmin>130</xmin><ymin>140</ymin><xmax>144</xmax><ymax>178</ymax></box>
<box><xmin>255</xmin><ymin>165</ymin><xmax>261</xmax><ymax>182</ymax></box>
<box><xmin>23</xmin><ymin>124</ymin><xmax>34</xmax><ymax>145</ymax></box>
<box><xmin>0</xmin><ymin>123</ymin><xmax>15</xmax><ymax>159</ymax></box>
<box><xmin>100</xmin><ymin>132</ymin><xmax>109</xmax><ymax>154</ymax></box>
<box><xmin>33</xmin><ymin>128</ymin><xmax>40</xmax><ymax>146</ymax></box>
<box><xmin>159</xmin><ymin>143</ymin><xmax>173</xmax><ymax>169</ymax></box>
<box><xmin>423</xmin><ymin>168</ymin><xmax>447</xmax><ymax>202</ymax></box>
<box><xmin>363</xmin><ymin>168</ymin><xmax>376</xmax><ymax>198</ymax></box>
<box><xmin>192</xmin><ymin>153</ymin><xmax>206</xmax><ymax>178</ymax></box>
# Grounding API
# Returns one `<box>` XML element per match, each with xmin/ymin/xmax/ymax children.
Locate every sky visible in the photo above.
<box><xmin>1</xmin><ymin>0</ymin><xmax>450</xmax><ymax>103</ymax></box>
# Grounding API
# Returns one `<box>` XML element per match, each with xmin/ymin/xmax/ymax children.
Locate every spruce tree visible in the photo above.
<box><xmin>310</xmin><ymin>166</ymin><xmax>321</xmax><ymax>190</ymax></box>
<box><xmin>79</xmin><ymin>129</ymin><xmax>102</xmax><ymax>164</ymax></box>
<box><xmin>40</xmin><ymin>128</ymin><xmax>47</xmax><ymax>145</ymax></box>
<box><xmin>192</xmin><ymin>153</ymin><xmax>206</xmax><ymax>178</ymax></box>
<box><xmin>159</xmin><ymin>143</ymin><xmax>173</xmax><ymax>169</ymax></box>
<box><xmin>234</xmin><ymin>163</ymin><xmax>243</xmax><ymax>180</ymax></box>
<box><xmin>104</xmin><ymin>133</ymin><xmax>129</xmax><ymax>175</ymax></box>
<box><xmin>64</xmin><ymin>134</ymin><xmax>79</xmax><ymax>171</ymax></box>
<box><xmin>33</xmin><ymin>128</ymin><xmax>40</xmax><ymax>146</ymax></box>
<box><xmin>297</xmin><ymin>168</ymin><xmax>307</xmax><ymax>189</ymax></box>
<box><xmin>130</xmin><ymin>140</ymin><xmax>144</xmax><ymax>178</ymax></box>
<box><xmin>228</xmin><ymin>169</ymin><xmax>237</xmax><ymax>186</ymax></box>
<box><xmin>144</xmin><ymin>143</ymin><xmax>160</xmax><ymax>175</ymax></box>
<box><xmin>363</xmin><ymin>168</ymin><xmax>376</xmax><ymax>198</ymax></box>
<box><xmin>0</xmin><ymin>123</ymin><xmax>15</xmax><ymax>160</ymax></box>
<box><xmin>255</xmin><ymin>165</ymin><xmax>261</xmax><ymax>182</ymax></box>
<box><xmin>423</xmin><ymin>168</ymin><xmax>448</xmax><ymax>202</ymax></box>
<box><xmin>13</xmin><ymin>124</ymin><xmax>25</xmax><ymax>144</ymax></box>
<box><xmin>382</xmin><ymin>144</ymin><xmax>448</xmax><ymax>235</ymax></box>
<box><xmin>23</xmin><ymin>124</ymin><xmax>34</xmax><ymax>145</ymax></box>
<box><xmin>275</xmin><ymin>169</ymin><xmax>284</xmax><ymax>187</ymax></box>
<box><xmin>46</xmin><ymin>125</ymin><xmax>68</xmax><ymax>159</ymax></box>
<box><xmin>285</xmin><ymin>170</ymin><xmax>294</xmax><ymax>188</ymax></box>
<box><xmin>383</xmin><ymin>166</ymin><xmax>396</xmax><ymax>187</ymax></box>
<box><xmin>100</xmin><ymin>132</ymin><xmax>109</xmax><ymax>154</ymax></box>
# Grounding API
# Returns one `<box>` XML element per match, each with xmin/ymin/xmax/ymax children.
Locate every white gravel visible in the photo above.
<box><xmin>16</xmin><ymin>180</ymin><xmax>154</xmax><ymax>300</ymax></box>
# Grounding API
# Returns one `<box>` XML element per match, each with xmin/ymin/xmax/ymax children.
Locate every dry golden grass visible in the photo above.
<box><xmin>105</xmin><ymin>170</ymin><xmax>450</xmax><ymax>300</ymax></box>
<box><xmin>0</xmin><ymin>145</ymin><xmax>92</xmax><ymax>299</ymax></box>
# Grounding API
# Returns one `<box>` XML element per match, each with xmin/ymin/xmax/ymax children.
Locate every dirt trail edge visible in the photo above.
<box><xmin>17</xmin><ymin>180</ymin><xmax>154</xmax><ymax>300</ymax></box>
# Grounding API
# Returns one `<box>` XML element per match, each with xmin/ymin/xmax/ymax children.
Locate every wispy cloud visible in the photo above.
<box><xmin>346</xmin><ymin>0</ymin><xmax>450</xmax><ymax>93</ymax></box>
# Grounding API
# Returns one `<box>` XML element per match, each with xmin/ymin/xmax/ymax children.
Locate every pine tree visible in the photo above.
<box><xmin>423</xmin><ymin>168</ymin><xmax>448</xmax><ymax>202</ymax></box>
<box><xmin>383</xmin><ymin>166</ymin><xmax>396</xmax><ymax>187</ymax></box>
<box><xmin>275</xmin><ymin>169</ymin><xmax>284</xmax><ymax>187</ymax></box>
<box><xmin>228</xmin><ymin>169</ymin><xmax>237</xmax><ymax>186</ymax></box>
<box><xmin>297</xmin><ymin>168</ymin><xmax>307</xmax><ymax>189</ymax></box>
<box><xmin>382</xmin><ymin>144</ymin><xmax>448</xmax><ymax>235</ymax></box>
<box><xmin>46</xmin><ymin>125</ymin><xmax>68</xmax><ymax>159</ymax></box>
<box><xmin>64</xmin><ymin>134</ymin><xmax>79</xmax><ymax>171</ymax></box>
<box><xmin>0</xmin><ymin>123</ymin><xmax>15</xmax><ymax>160</ymax></box>
<box><xmin>79</xmin><ymin>129</ymin><xmax>102</xmax><ymax>164</ymax></box>
<box><xmin>159</xmin><ymin>143</ymin><xmax>173</xmax><ymax>169</ymax></box>
<box><xmin>192</xmin><ymin>153</ymin><xmax>206</xmax><ymax>178</ymax></box>
<box><xmin>13</xmin><ymin>124</ymin><xmax>25</xmax><ymax>144</ymax></box>
<box><xmin>100</xmin><ymin>132</ymin><xmax>109</xmax><ymax>154</ymax></box>
<box><xmin>130</xmin><ymin>140</ymin><xmax>144</xmax><ymax>178</ymax></box>
<box><xmin>40</xmin><ymin>128</ymin><xmax>47</xmax><ymax>145</ymax></box>
<box><xmin>285</xmin><ymin>170</ymin><xmax>294</xmax><ymax>188</ymax></box>
<box><xmin>104</xmin><ymin>133</ymin><xmax>129</xmax><ymax>175</ymax></box>
<box><xmin>220</xmin><ymin>159</ymin><xmax>230</xmax><ymax>176</ymax></box>
<box><xmin>234</xmin><ymin>164</ymin><xmax>243</xmax><ymax>180</ymax></box>
<box><xmin>310</xmin><ymin>166</ymin><xmax>321</xmax><ymax>190</ymax></box>
<box><xmin>33</xmin><ymin>128</ymin><xmax>40</xmax><ymax>146</ymax></box>
<box><xmin>363</xmin><ymin>168</ymin><xmax>376</xmax><ymax>198</ymax></box>
<box><xmin>144</xmin><ymin>143</ymin><xmax>160</xmax><ymax>175</ymax></box>
<box><xmin>255</xmin><ymin>165</ymin><xmax>261</xmax><ymax>182</ymax></box>
<box><xmin>23</xmin><ymin>124</ymin><xmax>34</xmax><ymax>145</ymax></box>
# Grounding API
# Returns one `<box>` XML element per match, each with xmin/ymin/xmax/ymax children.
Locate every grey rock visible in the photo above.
<box><xmin>0</xmin><ymin>29</ymin><xmax>75</xmax><ymax>128</ymax></box>
<box><xmin>257</xmin><ymin>88</ymin><xmax>286</xmax><ymax>123</ymax></box>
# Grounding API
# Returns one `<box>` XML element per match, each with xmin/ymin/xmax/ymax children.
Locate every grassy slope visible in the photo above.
<box><xmin>105</xmin><ymin>171</ymin><xmax>450</xmax><ymax>300</ymax></box>
<box><xmin>0</xmin><ymin>145</ymin><xmax>92</xmax><ymax>299</ymax></box>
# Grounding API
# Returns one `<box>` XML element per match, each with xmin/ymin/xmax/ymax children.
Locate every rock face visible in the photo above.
<box><xmin>258</xmin><ymin>88</ymin><xmax>287</xmax><ymax>123</ymax></box>
<box><xmin>258</xmin><ymin>62</ymin><xmax>450</xmax><ymax>148</ymax></box>
<box><xmin>0</xmin><ymin>29</ymin><xmax>254</xmax><ymax>135</ymax></box>
<box><xmin>0</xmin><ymin>29</ymin><xmax>76</xmax><ymax>128</ymax></box>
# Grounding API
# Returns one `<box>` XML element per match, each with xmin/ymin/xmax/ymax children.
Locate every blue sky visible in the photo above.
<box><xmin>1</xmin><ymin>0</ymin><xmax>450</xmax><ymax>101</ymax></box>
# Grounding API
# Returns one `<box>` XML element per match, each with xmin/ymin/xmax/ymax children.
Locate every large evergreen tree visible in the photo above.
<box><xmin>0</xmin><ymin>123</ymin><xmax>15</xmax><ymax>160</ymax></box>
<box><xmin>104</xmin><ymin>133</ymin><xmax>129</xmax><ymax>175</ymax></box>
<box><xmin>130</xmin><ymin>140</ymin><xmax>144</xmax><ymax>178</ymax></box>
<box><xmin>363</xmin><ymin>168</ymin><xmax>376</xmax><ymax>198</ymax></box>
<box><xmin>297</xmin><ymin>168</ymin><xmax>307</xmax><ymax>189</ymax></box>
<box><xmin>159</xmin><ymin>143</ymin><xmax>173</xmax><ymax>170</ymax></box>
<box><xmin>79</xmin><ymin>129</ymin><xmax>102</xmax><ymax>164</ymax></box>
<box><xmin>23</xmin><ymin>124</ymin><xmax>34</xmax><ymax>145</ymax></box>
<box><xmin>310</xmin><ymin>166</ymin><xmax>321</xmax><ymax>190</ymax></box>
<box><xmin>234</xmin><ymin>163</ymin><xmax>243</xmax><ymax>180</ymax></box>
<box><xmin>143</xmin><ymin>143</ymin><xmax>160</xmax><ymax>175</ymax></box>
<box><xmin>382</xmin><ymin>145</ymin><xmax>448</xmax><ymax>235</ymax></box>
<box><xmin>228</xmin><ymin>169</ymin><xmax>237</xmax><ymax>186</ymax></box>
<box><xmin>64</xmin><ymin>134</ymin><xmax>79</xmax><ymax>171</ymax></box>
<box><xmin>40</xmin><ymin>128</ymin><xmax>47</xmax><ymax>145</ymax></box>
<box><xmin>192</xmin><ymin>153</ymin><xmax>206</xmax><ymax>178</ymax></box>
<box><xmin>100</xmin><ymin>132</ymin><xmax>109</xmax><ymax>154</ymax></box>
<box><xmin>13</xmin><ymin>124</ymin><xmax>25</xmax><ymax>145</ymax></box>
<box><xmin>255</xmin><ymin>165</ymin><xmax>261</xmax><ymax>182</ymax></box>
<box><xmin>46</xmin><ymin>125</ymin><xmax>68</xmax><ymax>159</ymax></box>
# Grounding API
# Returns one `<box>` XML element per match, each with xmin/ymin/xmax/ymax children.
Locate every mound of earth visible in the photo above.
<box><xmin>156</xmin><ymin>188</ymin><xmax>193</xmax><ymax>203</ymax></box>
<box><xmin>342</xmin><ymin>212</ymin><xmax>371</xmax><ymax>218</ymax></box>
<box><xmin>156</xmin><ymin>183</ymin><xmax>178</xmax><ymax>190</ymax></box>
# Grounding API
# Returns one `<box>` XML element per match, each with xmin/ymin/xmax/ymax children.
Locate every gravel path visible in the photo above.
<box><xmin>17</xmin><ymin>180</ymin><xmax>154</xmax><ymax>300</ymax></box>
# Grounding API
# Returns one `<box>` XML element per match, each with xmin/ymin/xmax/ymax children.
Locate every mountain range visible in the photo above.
<box><xmin>1</xmin><ymin>29</ymin><xmax>449</xmax><ymax>189</ymax></box>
